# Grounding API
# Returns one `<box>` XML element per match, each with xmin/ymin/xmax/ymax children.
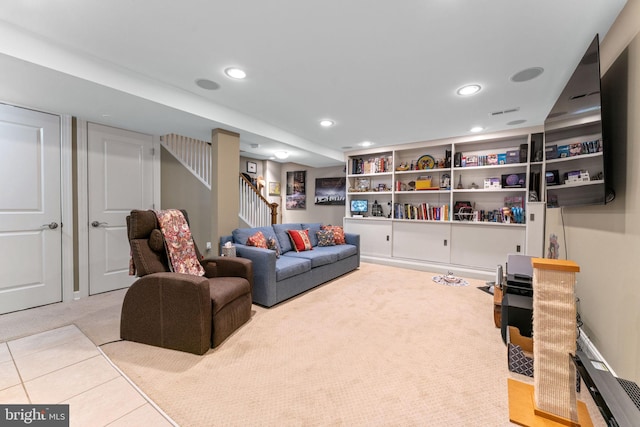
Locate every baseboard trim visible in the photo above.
<box><xmin>578</xmin><ymin>326</ymin><xmax>616</xmax><ymax>377</ymax></box>
<box><xmin>360</xmin><ymin>256</ymin><xmax>495</xmax><ymax>281</ymax></box>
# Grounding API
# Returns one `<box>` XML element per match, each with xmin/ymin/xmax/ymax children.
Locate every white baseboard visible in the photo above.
<box><xmin>360</xmin><ymin>256</ymin><xmax>495</xmax><ymax>281</ymax></box>
<box><xmin>578</xmin><ymin>326</ymin><xmax>616</xmax><ymax>377</ymax></box>
<box><xmin>73</xmin><ymin>291</ymin><xmax>81</xmax><ymax>301</ymax></box>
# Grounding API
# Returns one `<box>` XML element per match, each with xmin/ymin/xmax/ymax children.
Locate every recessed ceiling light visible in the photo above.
<box><xmin>195</xmin><ymin>78</ymin><xmax>220</xmax><ymax>90</ymax></box>
<box><xmin>456</xmin><ymin>84</ymin><xmax>482</xmax><ymax>96</ymax></box>
<box><xmin>319</xmin><ymin>119</ymin><xmax>335</xmax><ymax>127</ymax></box>
<box><xmin>274</xmin><ymin>150</ymin><xmax>289</xmax><ymax>159</ymax></box>
<box><xmin>359</xmin><ymin>141</ymin><xmax>374</xmax><ymax>147</ymax></box>
<box><xmin>510</xmin><ymin>67</ymin><xmax>544</xmax><ymax>83</ymax></box>
<box><xmin>470</xmin><ymin>126</ymin><xmax>484</xmax><ymax>133</ymax></box>
<box><xmin>224</xmin><ymin>67</ymin><xmax>247</xmax><ymax>79</ymax></box>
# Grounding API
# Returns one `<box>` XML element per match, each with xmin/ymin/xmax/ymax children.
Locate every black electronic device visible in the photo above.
<box><xmin>544</xmin><ymin>34</ymin><xmax>611</xmax><ymax>208</ymax></box>
<box><xmin>546</xmin><ymin>170</ymin><xmax>560</xmax><ymax>186</ymax></box>
<box><xmin>530</xmin><ymin>133</ymin><xmax>544</xmax><ymax>162</ymax></box>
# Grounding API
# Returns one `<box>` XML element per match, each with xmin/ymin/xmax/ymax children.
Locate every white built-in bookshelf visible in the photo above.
<box><xmin>343</xmin><ymin>126</ymin><xmax>546</xmax><ymax>276</ymax></box>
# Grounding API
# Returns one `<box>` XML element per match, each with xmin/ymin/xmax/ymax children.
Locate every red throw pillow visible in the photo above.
<box><xmin>246</xmin><ymin>231</ymin><xmax>268</xmax><ymax>249</ymax></box>
<box><xmin>287</xmin><ymin>229</ymin><xmax>313</xmax><ymax>252</ymax></box>
<box><xmin>321</xmin><ymin>225</ymin><xmax>345</xmax><ymax>244</ymax></box>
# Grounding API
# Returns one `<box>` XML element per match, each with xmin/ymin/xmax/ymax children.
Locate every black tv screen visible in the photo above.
<box><xmin>544</xmin><ymin>35</ymin><xmax>609</xmax><ymax>208</ymax></box>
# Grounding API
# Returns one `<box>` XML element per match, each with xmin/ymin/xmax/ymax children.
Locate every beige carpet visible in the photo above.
<box><xmin>0</xmin><ymin>263</ymin><xmax>606</xmax><ymax>426</ymax></box>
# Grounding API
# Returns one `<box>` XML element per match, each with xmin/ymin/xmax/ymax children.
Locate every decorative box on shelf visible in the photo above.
<box><xmin>415</xmin><ymin>176</ymin><xmax>434</xmax><ymax>190</ymax></box>
<box><xmin>484</xmin><ymin>178</ymin><xmax>501</xmax><ymax>189</ymax></box>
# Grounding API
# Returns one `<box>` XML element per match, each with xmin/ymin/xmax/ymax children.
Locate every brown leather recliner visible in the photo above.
<box><xmin>121</xmin><ymin>209</ymin><xmax>253</xmax><ymax>354</ymax></box>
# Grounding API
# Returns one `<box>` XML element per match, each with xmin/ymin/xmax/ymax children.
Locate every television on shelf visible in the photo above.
<box><xmin>350</xmin><ymin>199</ymin><xmax>368</xmax><ymax>216</ymax></box>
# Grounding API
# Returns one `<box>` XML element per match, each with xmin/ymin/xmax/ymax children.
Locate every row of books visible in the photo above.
<box><xmin>546</xmin><ymin>139</ymin><xmax>602</xmax><ymax>159</ymax></box>
<box><xmin>455</xmin><ymin>144</ymin><xmax>528</xmax><ymax>167</ymax></box>
<box><xmin>351</xmin><ymin>156</ymin><xmax>393</xmax><ymax>174</ymax></box>
<box><xmin>394</xmin><ymin>203</ymin><xmax>449</xmax><ymax>221</ymax></box>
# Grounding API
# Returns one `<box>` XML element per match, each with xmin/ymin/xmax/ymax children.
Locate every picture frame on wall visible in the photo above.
<box><xmin>269</xmin><ymin>181</ymin><xmax>281</xmax><ymax>196</ymax></box>
<box><xmin>314</xmin><ymin>177</ymin><xmax>346</xmax><ymax>205</ymax></box>
<box><xmin>247</xmin><ymin>161</ymin><xmax>257</xmax><ymax>173</ymax></box>
<box><xmin>286</xmin><ymin>171</ymin><xmax>306</xmax><ymax>209</ymax></box>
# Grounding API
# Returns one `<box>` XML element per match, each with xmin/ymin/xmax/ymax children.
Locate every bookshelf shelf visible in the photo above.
<box><xmin>548</xmin><ymin>179</ymin><xmax>604</xmax><ymax>190</ymax></box>
<box><xmin>452</xmin><ymin>163</ymin><xmax>526</xmax><ymax>171</ymax></box>
<box><xmin>452</xmin><ymin>188</ymin><xmax>527</xmax><ymax>193</ymax></box>
<box><xmin>344</xmin><ymin>127</ymin><xmax>543</xmax><ymax>273</ymax></box>
<box><xmin>347</xmin><ymin>172</ymin><xmax>393</xmax><ymax>177</ymax></box>
<box><xmin>545</xmin><ymin>151</ymin><xmax>603</xmax><ymax>165</ymax></box>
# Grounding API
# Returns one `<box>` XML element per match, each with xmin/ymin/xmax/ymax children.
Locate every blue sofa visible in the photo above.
<box><xmin>220</xmin><ymin>223</ymin><xmax>360</xmax><ymax>307</ymax></box>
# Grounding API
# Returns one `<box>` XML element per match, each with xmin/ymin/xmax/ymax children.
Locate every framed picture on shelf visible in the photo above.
<box><xmin>247</xmin><ymin>161</ymin><xmax>257</xmax><ymax>173</ymax></box>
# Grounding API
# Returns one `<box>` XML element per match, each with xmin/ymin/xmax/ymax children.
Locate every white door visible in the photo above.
<box><xmin>0</xmin><ymin>104</ymin><xmax>62</xmax><ymax>314</ymax></box>
<box><xmin>87</xmin><ymin>123</ymin><xmax>154</xmax><ymax>295</ymax></box>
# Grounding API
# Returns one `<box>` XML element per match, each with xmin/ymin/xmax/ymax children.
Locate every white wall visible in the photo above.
<box><xmin>280</xmin><ymin>163</ymin><xmax>346</xmax><ymax>226</ymax></box>
<box><xmin>546</xmin><ymin>0</ymin><xmax>640</xmax><ymax>383</ymax></box>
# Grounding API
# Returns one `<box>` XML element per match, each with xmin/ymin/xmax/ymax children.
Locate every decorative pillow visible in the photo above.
<box><xmin>267</xmin><ymin>237</ymin><xmax>281</xmax><ymax>258</ymax></box>
<box><xmin>148</xmin><ymin>229</ymin><xmax>165</xmax><ymax>252</ymax></box>
<box><xmin>316</xmin><ymin>229</ymin><xmax>335</xmax><ymax>247</ymax></box>
<box><xmin>321</xmin><ymin>225</ymin><xmax>345</xmax><ymax>244</ymax></box>
<box><xmin>287</xmin><ymin>229</ymin><xmax>313</xmax><ymax>252</ymax></box>
<box><xmin>246</xmin><ymin>231</ymin><xmax>268</xmax><ymax>249</ymax></box>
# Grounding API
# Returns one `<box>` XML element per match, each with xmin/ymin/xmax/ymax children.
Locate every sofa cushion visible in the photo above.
<box><xmin>287</xmin><ymin>229</ymin><xmax>313</xmax><ymax>252</ymax></box>
<box><xmin>283</xmin><ymin>247</ymin><xmax>339</xmax><ymax>268</ymax></box>
<box><xmin>273</xmin><ymin>223</ymin><xmax>302</xmax><ymax>253</ymax></box>
<box><xmin>232</xmin><ymin>226</ymin><xmax>280</xmax><ymax>252</ymax></box>
<box><xmin>321</xmin><ymin>225</ymin><xmax>345</xmax><ymax>244</ymax></box>
<box><xmin>275</xmin><ymin>256</ymin><xmax>311</xmax><ymax>281</ymax></box>
<box><xmin>330</xmin><ymin>243</ymin><xmax>358</xmax><ymax>260</ymax></box>
<box><xmin>301</xmin><ymin>223</ymin><xmax>322</xmax><ymax>246</ymax></box>
<box><xmin>246</xmin><ymin>231</ymin><xmax>268</xmax><ymax>249</ymax></box>
<box><xmin>316</xmin><ymin>229</ymin><xmax>335</xmax><ymax>247</ymax></box>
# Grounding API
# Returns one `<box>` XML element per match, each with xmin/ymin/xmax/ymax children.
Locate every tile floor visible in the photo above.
<box><xmin>0</xmin><ymin>325</ymin><xmax>175</xmax><ymax>427</ymax></box>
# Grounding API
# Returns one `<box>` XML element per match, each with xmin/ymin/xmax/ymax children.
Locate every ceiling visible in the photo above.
<box><xmin>0</xmin><ymin>1</ymin><xmax>627</xmax><ymax>167</ymax></box>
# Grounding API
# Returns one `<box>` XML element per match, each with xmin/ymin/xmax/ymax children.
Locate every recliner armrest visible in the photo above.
<box><xmin>204</xmin><ymin>256</ymin><xmax>253</xmax><ymax>291</ymax></box>
<box><xmin>120</xmin><ymin>272</ymin><xmax>212</xmax><ymax>355</ymax></box>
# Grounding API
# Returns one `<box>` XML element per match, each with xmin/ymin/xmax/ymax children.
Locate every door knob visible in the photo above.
<box><xmin>42</xmin><ymin>222</ymin><xmax>59</xmax><ymax>230</ymax></box>
<box><xmin>91</xmin><ymin>221</ymin><xmax>108</xmax><ymax>227</ymax></box>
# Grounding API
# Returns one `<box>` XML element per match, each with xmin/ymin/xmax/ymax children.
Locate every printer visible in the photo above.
<box><xmin>501</xmin><ymin>254</ymin><xmax>534</xmax><ymax>343</ymax></box>
<box><xmin>505</xmin><ymin>254</ymin><xmax>533</xmax><ymax>297</ymax></box>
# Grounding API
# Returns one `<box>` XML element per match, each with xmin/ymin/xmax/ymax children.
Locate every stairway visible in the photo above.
<box><xmin>160</xmin><ymin>134</ymin><xmax>278</xmax><ymax>227</ymax></box>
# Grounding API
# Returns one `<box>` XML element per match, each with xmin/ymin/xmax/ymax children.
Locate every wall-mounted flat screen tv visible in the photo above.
<box><xmin>544</xmin><ymin>34</ymin><xmax>611</xmax><ymax>208</ymax></box>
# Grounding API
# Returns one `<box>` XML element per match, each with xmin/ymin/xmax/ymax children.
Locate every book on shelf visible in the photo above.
<box><xmin>394</xmin><ymin>203</ymin><xmax>449</xmax><ymax>221</ymax></box>
<box><xmin>465</xmin><ymin>155</ymin><xmax>478</xmax><ymax>167</ymax></box>
<box><xmin>351</xmin><ymin>156</ymin><xmax>392</xmax><ymax>174</ymax></box>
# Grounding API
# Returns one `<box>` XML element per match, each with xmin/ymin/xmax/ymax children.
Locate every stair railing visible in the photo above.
<box><xmin>160</xmin><ymin>134</ymin><xmax>211</xmax><ymax>189</ymax></box>
<box><xmin>239</xmin><ymin>174</ymin><xmax>279</xmax><ymax>227</ymax></box>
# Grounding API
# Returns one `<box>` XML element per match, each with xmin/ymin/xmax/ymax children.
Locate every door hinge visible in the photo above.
<box><xmin>150</xmin><ymin>147</ymin><xmax>155</xmax><ymax>156</ymax></box>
